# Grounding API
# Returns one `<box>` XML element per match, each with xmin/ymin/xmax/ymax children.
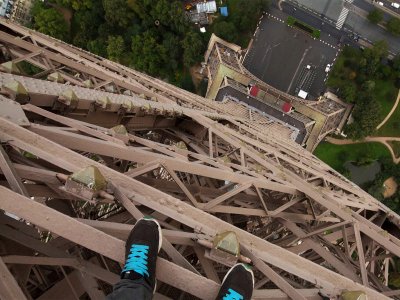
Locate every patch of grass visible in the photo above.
<box><xmin>388</xmin><ymin>141</ymin><xmax>400</xmax><ymax>157</ymax></box>
<box><xmin>314</xmin><ymin>142</ymin><xmax>391</xmax><ymax>171</ymax></box>
<box><xmin>326</xmin><ymin>54</ymin><xmax>346</xmax><ymax>88</ymax></box>
<box><xmin>287</xmin><ymin>16</ymin><xmax>295</xmax><ymax>26</ymax></box>
<box><xmin>373</xmin><ymin>80</ymin><xmax>398</xmax><ymax>125</ymax></box>
<box><xmin>374</xmin><ymin>89</ymin><xmax>400</xmax><ymax>137</ymax></box>
<box><xmin>312</xmin><ymin>29</ymin><xmax>321</xmax><ymax>39</ymax></box>
<box><xmin>286</xmin><ymin>16</ymin><xmax>320</xmax><ymax>39</ymax></box>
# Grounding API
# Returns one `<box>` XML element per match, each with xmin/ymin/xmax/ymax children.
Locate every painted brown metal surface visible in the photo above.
<box><xmin>0</xmin><ymin>20</ymin><xmax>399</xmax><ymax>300</ymax></box>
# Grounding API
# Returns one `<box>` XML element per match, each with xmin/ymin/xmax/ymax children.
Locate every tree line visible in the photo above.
<box><xmin>368</xmin><ymin>9</ymin><xmax>400</xmax><ymax>36</ymax></box>
<box><xmin>30</xmin><ymin>0</ymin><xmax>208</xmax><ymax>90</ymax></box>
<box><xmin>327</xmin><ymin>41</ymin><xmax>400</xmax><ymax>140</ymax></box>
<box><xmin>29</xmin><ymin>0</ymin><xmax>269</xmax><ymax>92</ymax></box>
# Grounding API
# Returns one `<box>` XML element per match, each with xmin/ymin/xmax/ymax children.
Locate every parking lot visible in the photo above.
<box><xmin>243</xmin><ymin>13</ymin><xmax>339</xmax><ymax>99</ymax></box>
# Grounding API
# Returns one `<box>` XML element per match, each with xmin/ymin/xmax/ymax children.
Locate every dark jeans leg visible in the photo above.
<box><xmin>106</xmin><ymin>278</ymin><xmax>153</xmax><ymax>300</ymax></box>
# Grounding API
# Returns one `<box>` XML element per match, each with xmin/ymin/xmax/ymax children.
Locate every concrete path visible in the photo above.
<box><xmin>326</xmin><ymin>136</ymin><xmax>400</xmax><ymax>164</ymax></box>
<box><xmin>324</xmin><ymin>89</ymin><xmax>400</xmax><ymax>164</ymax></box>
<box><xmin>376</xmin><ymin>89</ymin><xmax>400</xmax><ymax>130</ymax></box>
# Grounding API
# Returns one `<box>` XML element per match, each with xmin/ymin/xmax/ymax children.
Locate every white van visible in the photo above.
<box><xmin>392</xmin><ymin>2</ymin><xmax>400</xmax><ymax>8</ymax></box>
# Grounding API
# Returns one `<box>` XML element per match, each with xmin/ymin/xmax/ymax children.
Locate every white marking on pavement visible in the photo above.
<box><xmin>287</xmin><ymin>46</ymin><xmax>311</xmax><ymax>93</ymax></box>
<box><xmin>336</xmin><ymin>0</ymin><xmax>354</xmax><ymax>30</ymax></box>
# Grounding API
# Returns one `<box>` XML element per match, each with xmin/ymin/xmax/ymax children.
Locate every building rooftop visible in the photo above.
<box><xmin>204</xmin><ymin>34</ymin><xmax>351</xmax><ymax>151</ymax></box>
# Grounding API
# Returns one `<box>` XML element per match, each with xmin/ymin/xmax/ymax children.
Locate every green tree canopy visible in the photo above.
<box><xmin>367</xmin><ymin>9</ymin><xmax>383</xmax><ymax>24</ymax></box>
<box><xmin>131</xmin><ymin>30</ymin><xmax>166</xmax><ymax>76</ymax></box>
<box><xmin>230</xmin><ymin>0</ymin><xmax>269</xmax><ymax>31</ymax></box>
<box><xmin>30</xmin><ymin>0</ymin><xmax>267</xmax><ymax>92</ymax></box>
<box><xmin>50</xmin><ymin>0</ymin><xmax>92</xmax><ymax>11</ymax></box>
<box><xmin>107</xmin><ymin>35</ymin><xmax>125</xmax><ymax>63</ymax></box>
<box><xmin>71</xmin><ymin>2</ymin><xmax>104</xmax><ymax>48</ymax></box>
<box><xmin>342</xmin><ymin>83</ymin><xmax>357</xmax><ymax>103</ymax></box>
<box><xmin>387</xmin><ymin>17</ymin><xmax>400</xmax><ymax>36</ymax></box>
<box><xmin>348</xmin><ymin>95</ymin><xmax>381</xmax><ymax>140</ymax></box>
<box><xmin>182</xmin><ymin>31</ymin><xmax>204</xmax><ymax>68</ymax></box>
<box><xmin>32</xmin><ymin>3</ymin><xmax>69</xmax><ymax>41</ymax></box>
<box><xmin>102</xmin><ymin>0</ymin><xmax>136</xmax><ymax>27</ymax></box>
<box><xmin>361</xmin><ymin>40</ymin><xmax>388</xmax><ymax>77</ymax></box>
<box><xmin>161</xmin><ymin>33</ymin><xmax>182</xmax><ymax>71</ymax></box>
<box><xmin>127</xmin><ymin>0</ymin><xmax>151</xmax><ymax>20</ymax></box>
<box><xmin>213</xmin><ymin>21</ymin><xmax>239</xmax><ymax>44</ymax></box>
<box><xmin>393</xmin><ymin>54</ymin><xmax>400</xmax><ymax>73</ymax></box>
<box><xmin>87</xmin><ymin>38</ymin><xmax>107</xmax><ymax>57</ymax></box>
<box><xmin>127</xmin><ymin>0</ymin><xmax>187</xmax><ymax>33</ymax></box>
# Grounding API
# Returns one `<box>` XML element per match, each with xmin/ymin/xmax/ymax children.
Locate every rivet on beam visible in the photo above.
<box><xmin>47</xmin><ymin>72</ymin><xmax>65</xmax><ymax>83</ymax></box>
<box><xmin>83</xmin><ymin>79</ymin><xmax>93</xmax><ymax>88</ymax></box>
<box><xmin>3</xmin><ymin>80</ymin><xmax>30</xmax><ymax>104</ymax></box>
<box><xmin>119</xmin><ymin>100</ymin><xmax>132</xmax><ymax>115</ymax></box>
<box><xmin>174</xmin><ymin>141</ymin><xmax>188</xmax><ymax>150</ymax></box>
<box><xmin>0</xmin><ymin>61</ymin><xmax>21</xmax><ymax>74</ymax></box>
<box><xmin>199</xmin><ymin>231</ymin><xmax>251</xmax><ymax>267</ymax></box>
<box><xmin>110</xmin><ymin>125</ymin><xmax>130</xmax><ymax>144</ymax></box>
<box><xmin>341</xmin><ymin>291</ymin><xmax>367</xmax><ymax>300</ymax></box>
<box><xmin>56</xmin><ymin>89</ymin><xmax>78</xmax><ymax>111</ymax></box>
<box><xmin>64</xmin><ymin>166</ymin><xmax>113</xmax><ymax>203</ymax></box>
<box><xmin>95</xmin><ymin>96</ymin><xmax>111</xmax><ymax>110</ymax></box>
<box><xmin>142</xmin><ymin>103</ymin><xmax>153</xmax><ymax>114</ymax></box>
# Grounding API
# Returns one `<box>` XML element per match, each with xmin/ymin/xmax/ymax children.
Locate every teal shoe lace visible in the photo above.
<box><xmin>122</xmin><ymin>244</ymin><xmax>149</xmax><ymax>277</ymax></box>
<box><xmin>223</xmin><ymin>288</ymin><xmax>243</xmax><ymax>300</ymax></box>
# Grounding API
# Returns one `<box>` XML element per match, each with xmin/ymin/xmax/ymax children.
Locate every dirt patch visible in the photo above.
<box><xmin>383</xmin><ymin>177</ymin><xmax>398</xmax><ymax>198</ymax></box>
<box><xmin>189</xmin><ymin>65</ymin><xmax>205</xmax><ymax>89</ymax></box>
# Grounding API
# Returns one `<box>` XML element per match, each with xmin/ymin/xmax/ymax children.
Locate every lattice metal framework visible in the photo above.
<box><xmin>0</xmin><ymin>20</ymin><xmax>399</xmax><ymax>300</ymax></box>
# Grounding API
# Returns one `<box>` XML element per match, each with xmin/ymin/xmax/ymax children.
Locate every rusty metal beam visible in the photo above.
<box><xmin>0</xmin><ymin>145</ymin><xmax>29</xmax><ymax>196</ymax></box>
<box><xmin>0</xmin><ymin>119</ymin><xmax>388</xmax><ymax>299</ymax></box>
<box><xmin>0</xmin><ymin>20</ymin><xmax>398</xmax><ymax>299</ymax></box>
<box><xmin>242</xmin><ymin>247</ymin><xmax>307</xmax><ymax>300</ymax></box>
<box><xmin>0</xmin><ymin>186</ymin><xmax>220</xmax><ymax>299</ymax></box>
<box><xmin>0</xmin><ymin>257</ymin><xmax>28</xmax><ymax>300</ymax></box>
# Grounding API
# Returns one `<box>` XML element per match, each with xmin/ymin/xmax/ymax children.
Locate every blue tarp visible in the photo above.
<box><xmin>220</xmin><ymin>6</ymin><xmax>228</xmax><ymax>17</ymax></box>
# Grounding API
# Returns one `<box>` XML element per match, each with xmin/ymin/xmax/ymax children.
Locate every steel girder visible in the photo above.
<box><xmin>0</xmin><ymin>21</ymin><xmax>399</xmax><ymax>300</ymax></box>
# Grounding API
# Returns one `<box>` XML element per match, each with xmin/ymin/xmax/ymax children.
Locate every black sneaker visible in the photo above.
<box><xmin>216</xmin><ymin>263</ymin><xmax>254</xmax><ymax>300</ymax></box>
<box><xmin>121</xmin><ymin>217</ymin><xmax>162</xmax><ymax>292</ymax></box>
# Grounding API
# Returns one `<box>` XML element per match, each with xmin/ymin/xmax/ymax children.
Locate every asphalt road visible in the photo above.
<box><xmin>278</xmin><ymin>2</ymin><xmax>360</xmax><ymax>48</ymax></box>
<box><xmin>379</xmin><ymin>0</ymin><xmax>400</xmax><ymax>14</ymax></box>
<box><xmin>243</xmin><ymin>9</ymin><xmax>338</xmax><ymax>99</ymax></box>
<box><xmin>273</xmin><ymin>0</ymin><xmax>400</xmax><ymax>54</ymax></box>
<box><xmin>344</xmin><ymin>10</ymin><xmax>400</xmax><ymax>54</ymax></box>
<box><xmin>353</xmin><ymin>0</ymin><xmax>374</xmax><ymax>11</ymax></box>
<box><xmin>280</xmin><ymin>2</ymin><xmax>344</xmax><ymax>42</ymax></box>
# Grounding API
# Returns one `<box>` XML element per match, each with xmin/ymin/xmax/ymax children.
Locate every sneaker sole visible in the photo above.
<box><xmin>221</xmin><ymin>263</ymin><xmax>255</xmax><ymax>288</ymax></box>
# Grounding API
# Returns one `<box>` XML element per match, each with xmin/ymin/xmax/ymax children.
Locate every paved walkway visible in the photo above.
<box><xmin>326</xmin><ymin>136</ymin><xmax>400</xmax><ymax>164</ymax></box>
<box><xmin>326</xmin><ymin>89</ymin><xmax>400</xmax><ymax>164</ymax></box>
<box><xmin>376</xmin><ymin>89</ymin><xmax>400</xmax><ymax>130</ymax></box>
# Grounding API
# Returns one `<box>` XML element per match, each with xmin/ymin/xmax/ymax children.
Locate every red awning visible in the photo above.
<box><xmin>249</xmin><ymin>85</ymin><xmax>259</xmax><ymax>97</ymax></box>
<box><xmin>282</xmin><ymin>102</ymin><xmax>292</xmax><ymax>113</ymax></box>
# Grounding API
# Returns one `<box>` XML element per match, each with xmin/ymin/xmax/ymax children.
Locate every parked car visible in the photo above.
<box><xmin>392</xmin><ymin>2</ymin><xmax>400</xmax><ymax>8</ymax></box>
<box><xmin>325</xmin><ymin>64</ymin><xmax>331</xmax><ymax>73</ymax></box>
